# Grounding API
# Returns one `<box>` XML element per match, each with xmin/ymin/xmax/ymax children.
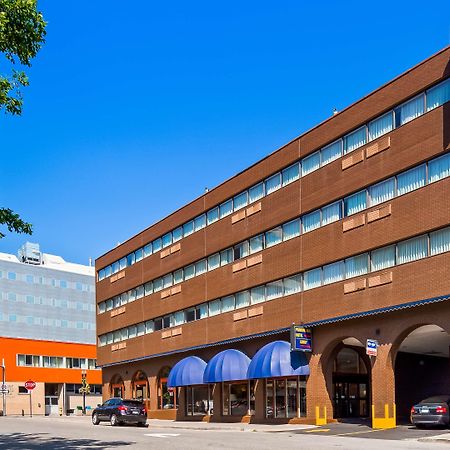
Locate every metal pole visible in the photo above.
<box><xmin>29</xmin><ymin>391</ymin><xmax>32</xmax><ymax>417</ymax></box>
<box><xmin>2</xmin><ymin>358</ymin><xmax>6</xmax><ymax>417</ymax></box>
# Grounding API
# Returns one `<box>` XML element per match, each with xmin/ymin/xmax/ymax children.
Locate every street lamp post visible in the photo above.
<box><xmin>81</xmin><ymin>370</ymin><xmax>87</xmax><ymax>415</ymax></box>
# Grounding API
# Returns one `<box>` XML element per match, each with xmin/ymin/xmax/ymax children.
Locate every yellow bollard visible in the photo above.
<box><xmin>315</xmin><ymin>405</ymin><xmax>327</xmax><ymax>426</ymax></box>
<box><xmin>372</xmin><ymin>403</ymin><xmax>396</xmax><ymax>429</ymax></box>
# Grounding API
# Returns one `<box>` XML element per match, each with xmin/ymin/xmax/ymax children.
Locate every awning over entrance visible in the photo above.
<box><xmin>167</xmin><ymin>356</ymin><xmax>207</xmax><ymax>387</ymax></box>
<box><xmin>203</xmin><ymin>349</ymin><xmax>250</xmax><ymax>383</ymax></box>
<box><xmin>247</xmin><ymin>340</ymin><xmax>310</xmax><ymax>378</ymax></box>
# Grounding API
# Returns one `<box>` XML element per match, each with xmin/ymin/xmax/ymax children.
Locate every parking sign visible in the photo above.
<box><xmin>366</xmin><ymin>339</ymin><xmax>378</xmax><ymax>356</ymax></box>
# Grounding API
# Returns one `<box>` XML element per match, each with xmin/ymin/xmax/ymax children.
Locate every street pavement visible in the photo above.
<box><xmin>0</xmin><ymin>416</ymin><xmax>450</xmax><ymax>449</ymax></box>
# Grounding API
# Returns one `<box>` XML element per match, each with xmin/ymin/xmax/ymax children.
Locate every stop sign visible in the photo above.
<box><xmin>25</xmin><ymin>380</ymin><xmax>36</xmax><ymax>390</ymax></box>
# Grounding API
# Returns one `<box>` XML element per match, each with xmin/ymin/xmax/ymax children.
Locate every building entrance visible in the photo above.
<box><xmin>45</xmin><ymin>384</ymin><xmax>60</xmax><ymax>416</ymax></box>
<box><xmin>332</xmin><ymin>346</ymin><xmax>370</xmax><ymax>419</ymax></box>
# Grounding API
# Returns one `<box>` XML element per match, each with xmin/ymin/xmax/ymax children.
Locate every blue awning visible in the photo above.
<box><xmin>167</xmin><ymin>356</ymin><xmax>207</xmax><ymax>387</ymax></box>
<box><xmin>203</xmin><ymin>349</ymin><xmax>251</xmax><ymax>383</ymax></box>
<box><xmin>247</xmin><ymin>340</ymin><xmax>310</xmax><ymax>379</ymax></box>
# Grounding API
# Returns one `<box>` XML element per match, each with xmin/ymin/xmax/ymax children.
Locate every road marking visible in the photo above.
<box><xmin>305</xmin><ymin>428</ymin><xmax>330</xmax><ymax>433</ymax></box>
<box><xmin>145</xmin><ymin>433</ymin><xmax>180</xmax><ymax>438</ymax></box>
<box><xmin>335</xmin><ymin>428</ymin><xmax>387</xmax><ymax>436</ymax></box>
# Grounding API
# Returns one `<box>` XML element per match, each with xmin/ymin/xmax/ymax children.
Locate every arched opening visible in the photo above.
<box><xmin>157</xmin><ymin>366</ymin><xmax>177</xmax><ymax>410</ymax></box>
<box><xmin>332</xmin><ymin>339</ymin><xmax>370</xmax><ymax>419</ymax></box>
<box><xmin>394</xmin><ymin>324</ymin><xmax>450</xmax><ymax>422</ymax></box>
<box><xmin>110</xmin><ymin>374</ymin><xmax>125</xmax><ymax>398</ymax></box>
<box><xmin>132</xmin><ymin>370</ymin><xmax>149</xmax><ymax>401</ymax></box>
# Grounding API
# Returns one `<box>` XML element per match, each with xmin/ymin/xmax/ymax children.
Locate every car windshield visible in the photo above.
<box><xmin>122</xmin><ymin>400</ymin><xmax>143</xmax><ymax>407</ymax></box>
<box><xmin>421</xmin><ymin>396</ymin><xmax>450</xmax><ymax>403</ymax></box>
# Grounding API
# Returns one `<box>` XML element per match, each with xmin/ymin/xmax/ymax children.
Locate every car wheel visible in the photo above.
<box><xmin>137</xmin><ymin>422</ymin><xmax>147</xmax><ymax>427</ymax></box>
<box><xmin>110</xmin><ymin>413</ymin><xmax>119</xmax><ymax>426</ymax></box>
<box><xmin>92</xmin><ymin>413</ymin><xmax>100</xmax><ymax>425</ymax></box>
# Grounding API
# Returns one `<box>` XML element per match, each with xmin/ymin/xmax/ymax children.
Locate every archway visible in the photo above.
<box><xmin>394</xmin><ymin>324</ymin><xmax>450</xmax><ymax>421</ymax></box>
<box><xmin>157</xmin><ymin>366</ymin><xmax>177</xmax><ymax>410</ymax></box>
<box><xmin>132</xmin><ymin>370</ymin><xmax>150</xmax><ymax>401</ymax></box>
<box><xmin>110</xmin><ymin>374</ymin><xmax>125</xmax><ymax>398</ymax></box>
<box><xmin>331</xmin><ymin>339</ymin><xmax>370</xmax><ymax>419</ymax></box>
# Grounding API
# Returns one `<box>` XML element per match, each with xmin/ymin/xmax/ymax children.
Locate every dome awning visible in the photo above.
<box><xmin>247</xmin><ymin>340</ymin><xmax>310</xmax><ymax>379</ymax></box>
<box><xmin>167</xmin><ymin>356</ymin><xmax>207</xmax><ymax>387</ymax></box>
<box><xmin>203</xmin><ymin>349</ymin><xmax>251</xmax><ymax>383</ymax></box>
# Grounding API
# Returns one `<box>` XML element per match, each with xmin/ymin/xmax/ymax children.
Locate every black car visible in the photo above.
<box><xmin>92</xmin><ymin>398</ymin><xmax>147</xmax><ymax>427</ymax></box>
<box><xmin>411</xmin><ymin>395</ymin><xmax>450</xmax><ymax>427</ymax></box>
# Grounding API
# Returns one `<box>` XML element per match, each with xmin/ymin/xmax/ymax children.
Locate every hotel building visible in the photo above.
<box><xmin>96</xmin><ymin>47</ymin><xmax>450</xmax><ymax>427</ymax></box>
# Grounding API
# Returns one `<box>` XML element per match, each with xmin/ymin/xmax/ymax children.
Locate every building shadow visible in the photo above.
<box><xmin>0</xmin><ymin>432</ymin><xmax>133</xmax><ymax>449</ymax></box>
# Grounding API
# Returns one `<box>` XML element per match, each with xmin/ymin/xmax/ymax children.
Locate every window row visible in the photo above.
<box><xmin>98</xmin><ymin>151</ymin><xmax>450</xmax><ymax>315</ymax></box>
<box><xmin>0</xmin><ymin>313</ymin><xmax>95</xmax><ymax>330</ymax></box>
<box><xmin>98</xmin><ymin>78</ymin><xmax>450</xmax><ymax>281</ymax></box>
<box><xmin>2</xmin><ymin>292</ymin><xmax>95</xmax><ymax>312</ymax></box>
<box><xmin>65</xmin><ymin>383</ymin><xmax>103</xmax><ymax>394</ymax></box>
<box><xmin>1</xmin><ymin>271</ymin><xmax>94</xmax><ymax>292</ymax></box>
<box><xmin>98</xmin><ymin>223</ymin><xmax>450</xmax><ymax>347</ymax></box>
<box><xmin>17</xmin><ymin>354</ymin><xmax>98</xmax><ymax>370</ymax></box>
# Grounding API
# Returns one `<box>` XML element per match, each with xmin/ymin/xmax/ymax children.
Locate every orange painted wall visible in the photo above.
<box><xmin>0</xmin><ymin>337</ymin><xmax>102</xmax><ymax>384</ymax></box>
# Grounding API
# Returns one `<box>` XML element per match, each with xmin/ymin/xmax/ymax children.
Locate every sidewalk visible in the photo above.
<box><xmin>418</xmin><ymin>433</ymin><xmax>450</xmax><ymax>444</ymax></box>
<box><xmin>147</xmin><ymin>418</ymin><xmax>316</xmax><ymax>432</ymax></box>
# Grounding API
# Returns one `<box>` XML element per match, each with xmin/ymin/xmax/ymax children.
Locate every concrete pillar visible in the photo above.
<box><xmin>306</xmin><ymin>352</ymin><xmax>332</xmax><ymax>425</ymax></box>
<box><xmin>371</xmin><ymin>343</ymin><xmax>396</xmax><ymax>429</ymax></box>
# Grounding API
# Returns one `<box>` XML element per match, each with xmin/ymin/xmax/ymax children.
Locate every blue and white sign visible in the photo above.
<box><xmin>366</xmin><ymin>339</ymin><xmax>378</xmax><ymax>356</ymax></box>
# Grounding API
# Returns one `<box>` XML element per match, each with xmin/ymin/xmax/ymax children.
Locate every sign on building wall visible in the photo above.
<box><xmin>290</xmin><ymin>325</ymin><xmax>312</xmax><ymax>352</ymax></box>
<box><xmin>366</xmin><ymin>339</ymin><xmax>378</xmax><ymax>356</ymax></box>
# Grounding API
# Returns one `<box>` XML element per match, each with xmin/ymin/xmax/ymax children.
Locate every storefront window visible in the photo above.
<box><xmin>266</xmin><ymin>377</ymin><xmax>306</xmax><ymax>418</ymax></box>
<box><xmin>110</xmin><ymin>374</ymin><xmax>124</xmax><ymax>398</ymax></box>
<box><xmin>158</xmin><ymin>366</ymin><xmax>178</xmax><ymax>410</ymax></box>
<box><xmin>222</xmin><ymin>381</ymin><xmax>255</xmax><ymax>416</ymax></box>
<box><xmin>186</xmin><ymin>386</ymin><xmax>212</xmax><ymax>416</ymax></box>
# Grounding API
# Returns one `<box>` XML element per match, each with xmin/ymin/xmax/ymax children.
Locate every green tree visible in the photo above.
<box><xmin>1</xmin><ymin>1</ymin><xmax>46</xmax><ymax>238</ymax></box>
<box><xmin>0</xmin><ymin>0</ymin><xmax>46</xmax><ymax>115</ymax></box>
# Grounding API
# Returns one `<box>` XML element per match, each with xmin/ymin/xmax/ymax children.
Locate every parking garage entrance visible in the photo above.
<box><xmin>332</xmin><ymin>345</ymin><xmax>370</xmax><ymax>419</ymax></box>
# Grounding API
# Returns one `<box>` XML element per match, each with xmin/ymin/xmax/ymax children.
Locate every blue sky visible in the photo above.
<box><xmin>1</xmin><ymin>1</ymin><xmax>449</xmax><ymax>265</ymax></box>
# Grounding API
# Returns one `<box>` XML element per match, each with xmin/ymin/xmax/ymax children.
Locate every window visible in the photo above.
<box><xmin>397</xmin><ymin>235</ymin><xmax>428</xmax><ymax>264</ymax></box>
<box><xmin>284</xmin><ymin>274</ymin><xmax>302</xmax><ymax>295</ymax></box>
<box><xmin>197</xmin><ymin>303</ymin><xmax>208</xmax><ymax>319</ymax></box>
<box><xmin>194</xmin><ymin>214</ymin><xmax>206</xmax><ymax>231</ymax></box>
<box><xmin>265</xmin><ymin>173</ymin><xmax>281</xmax><ymax>194</ymax></box>
<box><xmin>153</xmin><ymin>238</ymin><xmax>162</xmax><ymax>252</ymax></box>
<box><xmin>395</xmin><ymin>94</ymin><xmax>424</xmax><ymax>126</ymax></box>
<box><xmin>154</xmin><ymin>318</ymin><xmax>163</xmax><ymax>331</ymax></box>
<box><xmin>162</xmin><ymin>273</ymin><xmax>173</xmax><ymax>288</ymax></box>
<box><xmin>302</xmin><ymin>210</ymin><xmax>320</xmax><ymax>233</ymax></box>
<box><xmin>120</xmin><ymin>328</ymin><xmax>128</xmax><ymax>341</ymax></box>
<box><xmin>7</xmin><ymin>272</ymin><xmax>16</xmax><ymax>280</ymax></box>
<box><xmin>153</xmin><ymin>278</ymin><xmax>163</xmax><ymax>292</ymax></box>
<box><xmin>194</xmin><ymin>259</ymin><xmax>207</xmax><ymax>276</ymax></box>
<box><xmin>233</xmin><ymin>192</ymin><xmax>248</xmax><ymax>211</ymax></box>
<box><xmin>207</xmin><ymin>207</ymin><xmax>219</xmax><ymax>225</ymax></box>
<box><xmin>265</xmin><ymin>227</ymin><xmax>282</xmax><ymax>247</ymax></box>
<box><xmin>185</xmin><ymin>308</ymin><xmax>196</xmax><ymax>323</ymax></box>
<box><xmin>429</xmin><ymin>153</ymin><xmax>450</xmax><ymax>183</ymax></box>
<box><xmin>345</xmin><ymin>253</ymin><xmax>368</xmax><ymax>278</ymax></box>
<box><xmin>220</xmin><ymin>248</ymin><xmax>233</xmax><ymax>266</ymax></box>
<box><xmin>321</xmin><ymin>140</ymin><xmax>342</xmax><ymax>166</ymax></box>
<box><xmin>144</xmin><ymin>281</ymin><xmax>153</xmax><ymax>296</ymax></box>
<box><xmin>144</xmin><ymin>243</ymin><xmax>152</xmax><ymax>257</ymax></box>
<box><xmin>371</xmin><ymin>246</ymin><xmax>395</xmax><ymax>271</ymax></box>
<box><xmin>184</xmin><ymin>265</ymin><xmax>195</xmax><ymax>280</ymax></box>
<box><xmin>183</xmin><ymin>221</ymin><xmax>194</xmax><ymax>237</ymax></box>
<box><xmin>208</xmin><ymin>253</ymin><xmax>220</xmax><ymax>271</ymax></box>
<box><xmin>219</xmin><ymin>199</ymin><xmax>233</xmax><ymax>218</ymax></box>
<box><xmin>172</xmin><ymin>227</ymin><xmax>183</xmax><ymax>242</ymax></box>
<box><xmin>129</xmin><ymin>325</ymin><xmax>137</xmax><ymax>338</ymax></box>
<box><xmin>99</xmin><ymin>302</ymin><xmax>106</xmax><ymax>314</ymax></box>
<box><xmin>172</xmin><ymin>311</ymin><xmax>184</xmax><ymax>326</ymax></box>
<box><xmin>145</xmin><ymin>320</ymin><xmax>154</xmax><ymax>333</ymax></box>
<box><xmin>98</xmin><ymin>269</ymin><xmax>105</xmax><ymax>281</ymax></box>
<box><xmin>162</xmin><ymin>233</ymin><xmax>172</xmax><ymax>248</ymax></box>
<box><xmin>301</xmin><ymin>152</ymin><xmax>320</xmax><ymax>176</ymax></box>
<box><xmin>249</xmin><ymin>182</ymin><xmax>264</xmax><ymax>203</ymax></box>
<box><xmin>369</xmin><ymin>177</ymin><xmax>395</xmax><ymax>206</ymax></box>
<box><xmin>282</xmin><ymin>163</ymin><xmax>300</xmax><ymax>186</ymax></box>
<box><xmin>26</xmin><ymin>275</ymin><xmax>33</xmax><ymax>284</ymax></box>
<box><xmin>368</xmin><ymin>112</ymin><xmax>393</xmax><ymax>141</ymax></box>
<box><xmin>135</xmin><ymin>248</ymin><xmax>143</xmax><ymax>262</ymax></box>
<box><xmin>235</xmin><ymin>291</ymin><xmax>250</xmax><ymax>309</ymax></box>
<box><xmin>282</xmin><ymin>219</ymin><xmax>300</xmax><ymax>241</ymax></box>
<box><xmin>250</xmin><ymin>286</ymin><xmax>265</xmax><ymax>304</ymax></box>
<box><xmin>344</xmin><ymin>126</ymin><xmax>366</xmax><ymax>154</ymax></box>
<box><xmin>430</xmin><ymin>227</ymin><xmax>450</xmax><ymax>256</ymax></box>
<box><xmin>427</xmin><ymin>78</ymin><xmax>450</xmax><ymax>111</ymax></box>
<box><xmin>322</xmin><ymin>202</ymin><xmax>342</xmax><ymax>225</ymax></box>
<box><xmin>303</xmin><ymin>269</ymin><xmax>322</xmax><ymax>290</ymax></box>
<box><xmin>344</xmin><ymin>191</ymin><xmax>366</xmax><ymax>216</ymax></box>
<box><xmin>234</xmin><ymin>241</ymin><xmax>249</xmax><ymax>260</ymax></box>
<box><xmin>119</xmin><ymin>257</ymin><xmax>126</xmax><ymax>270</ymax></box>
<box><xmin>397</xmin><ymin>164</ymin><xmax>426</xmax><ymax>195</ymax></box>
<box><xmin>249</xmin><ymin>234</ymin><xmax>264</xmax><ymax>253</ymax></box>
<box><xmin>221</xmin><ymin>295</ymin><xmax>235</xmax><ymax>312</ymax></box>
<box><xmin>136</xmin><ymin>285</ymin><xmax>144</xmax><ymax>299</ymax></box>
<box><xmin>323</xmin><ymin>262</ymin><xmax>344</xmax><ymax>285</ymax></box>
<box><xmin>173</xmin><ymin>269</ymin><xmax>183</xmax><ymax>284</ymax></box>
<box><xmin>266</xmin><ymin>280</ymin><xmax>283</xmax><ymax>300</ymax></box>
<box><xmin>209</xmin><ymin>299</ymin><xmax>221</xmax><ymax>316</ymax></box>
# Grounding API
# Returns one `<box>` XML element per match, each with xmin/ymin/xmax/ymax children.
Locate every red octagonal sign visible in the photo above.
<box><xmin>25</xmin><ymin>380</ymin><xmax>36</xmax><ymax>391</ymax></box>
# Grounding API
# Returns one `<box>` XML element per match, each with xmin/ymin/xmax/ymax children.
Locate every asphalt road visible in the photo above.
<box><xmin>0</xmin><ymin>416</ymin><xmax>449</xmax><ymax>450</ymax></box>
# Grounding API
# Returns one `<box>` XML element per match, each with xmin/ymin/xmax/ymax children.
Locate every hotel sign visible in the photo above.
<box><xmin>290</xmin><ymin>325</ymin><xmax>312</xmax><ymax>352</ymax></box>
